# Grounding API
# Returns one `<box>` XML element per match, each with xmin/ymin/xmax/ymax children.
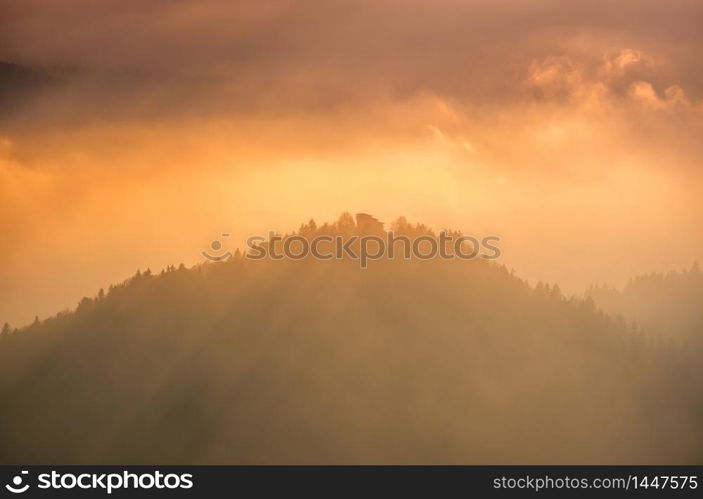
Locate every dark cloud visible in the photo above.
<box><xmin>0</xmin><ymin>62</ymin><xmax>55</xmax><ymax>118</ymax></box>
<box><xmin>1</xmin><ymin>0</ymin><xmax>702</xmax><ymax>128</ymax></box>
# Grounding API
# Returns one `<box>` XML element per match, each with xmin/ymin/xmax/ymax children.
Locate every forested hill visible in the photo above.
<box><xmin>587</xmin><ymin>264</ymin><xmax>703</xmax><ymax>347</ymax></box>
<box><xmin>0</xmin><ymin>223</ymin><xmax>701</xmax><ymax>464</ymax></box>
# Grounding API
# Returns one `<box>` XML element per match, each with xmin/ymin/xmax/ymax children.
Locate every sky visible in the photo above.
<box><xmin>1</xmin><ymin>0</ymin><xmax>702</xmax><ymax>326</ymax></box>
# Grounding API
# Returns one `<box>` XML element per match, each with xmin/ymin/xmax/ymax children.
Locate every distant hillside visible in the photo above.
<box><xmin>587</xmin><ymin>264</ymin><xmax>703</xmax><ymax>348</ymax></box>
<box><xmin>0</xmin><ymin>216</ymin><xmax>701</xmax><ymax>464</ymax></box>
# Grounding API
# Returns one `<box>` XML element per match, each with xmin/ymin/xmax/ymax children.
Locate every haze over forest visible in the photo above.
<box><xmin>1</xmin><ymin>214</ymin><xmax>702</xmax><ymax>464</ymax></box>
<box><xmin>0</xmin><ymin>0</ymin><xmax>701</xmax><ymax>464</ymax></box>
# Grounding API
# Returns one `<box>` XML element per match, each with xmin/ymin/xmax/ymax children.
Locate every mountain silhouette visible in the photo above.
<box><xmin>0</xmin><ymin>215</ymin><xmax>700</xmax><ymax>464</ymax></box>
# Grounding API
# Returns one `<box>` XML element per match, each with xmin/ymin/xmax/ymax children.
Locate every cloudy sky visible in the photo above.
<box><xmin>1</xmin><ymin>0</ymin><xmax>702</xmax><ymax>325</ymax></box>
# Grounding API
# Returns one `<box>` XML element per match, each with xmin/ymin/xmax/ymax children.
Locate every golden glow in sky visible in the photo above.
<box><xmin>1</xmin><ymin>0</ymin><xmax>702</xmax><ymax>325</ymax></box>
